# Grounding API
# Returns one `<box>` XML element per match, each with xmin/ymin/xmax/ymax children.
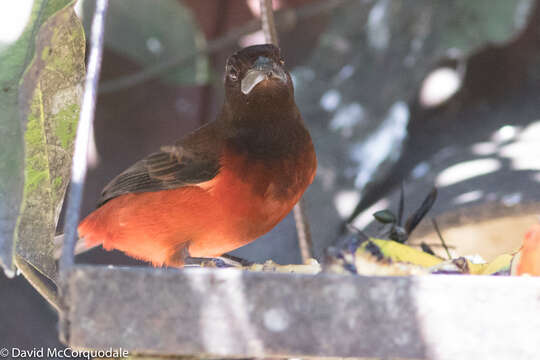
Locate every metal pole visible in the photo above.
<box><xmin>60</xmin><ymin>0</ymin><xmax>109</xmax><ymax>271</ymax></box>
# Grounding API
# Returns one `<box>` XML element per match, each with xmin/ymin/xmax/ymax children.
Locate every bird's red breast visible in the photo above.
<box><xmin>77</xmin><ymin>44</ymin><xmax>317</xmax><ymax>267</ymax></box>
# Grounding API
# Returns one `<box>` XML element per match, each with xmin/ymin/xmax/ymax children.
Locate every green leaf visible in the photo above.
<box><xmin>82</xmin><ymin>0</ymin><xmax>209</xmax><ymax>86</ymax></box>
<box><xmin>373</xmin><ymin>210</ymin><xmax>396</xmax><ymax>225</ymax></box>
<box><xmin>0</xmin><ymin>0</ymin><xmax>85</xmax><ymax>278</ymax></box>
<box><xmin>438</xmin><ymin>0</ymin><xmax>533</xmax><ymax>53</ymax></box>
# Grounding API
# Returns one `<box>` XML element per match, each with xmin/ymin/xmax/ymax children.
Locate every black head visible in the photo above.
<box><xmin>223</xmin><ymin>44</ymin><xmax>294</xmax><ymax>110</ymax></box>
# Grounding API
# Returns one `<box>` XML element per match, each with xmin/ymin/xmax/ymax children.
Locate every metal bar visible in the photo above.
<box><xmin>293</xmin><ymin>198</ymin><xmax>314</xmax><ymax>261</ymax></box>
<box><xmin>60</xmin><ymin>0</ymin><xmax>109</xmax><ymax>271</ymax></box>
<box><xmin>65</xmin><ymin>266</ymin><xmax>540</xmax><ymax>359</ymax></box>
<box><xmin>260</xmin><ymin>0</ymin><xmax>279</xmax><ymax>47</ymax></box>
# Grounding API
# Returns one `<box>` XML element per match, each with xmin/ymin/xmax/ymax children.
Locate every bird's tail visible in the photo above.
<box><xmin>53</xmin><ymin>233</ymin><xmax>98</xmax><ymax>260</ymax></box>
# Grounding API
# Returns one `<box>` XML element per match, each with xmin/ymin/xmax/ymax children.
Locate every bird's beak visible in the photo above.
<box><xmin>241</xmin><ymin>56</ymin><xmax>287</xmax><ymax>95</ymax></box>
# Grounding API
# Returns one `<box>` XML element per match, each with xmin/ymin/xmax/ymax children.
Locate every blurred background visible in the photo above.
<box><xmin>2</xmin><ymin>0</ymin><xmax>540</xmax><ymax>349</ymax></box>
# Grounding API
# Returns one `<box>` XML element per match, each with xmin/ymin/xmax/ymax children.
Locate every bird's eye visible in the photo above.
<box><xmin>228</xmin><ymin>67</ymin><xmax>239</xmax><ymax>82</ymax></box>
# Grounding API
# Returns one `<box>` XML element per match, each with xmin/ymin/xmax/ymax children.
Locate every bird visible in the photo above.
<box><xmin>77</xmin><ymin>44</ymin><xmax>317</xmax><ymax>267</ymax></box>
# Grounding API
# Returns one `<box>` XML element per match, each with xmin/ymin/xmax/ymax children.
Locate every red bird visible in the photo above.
<box><xmin>78</xmin><ymin>44</ymin><xmax>317</xmax><ymax>267</ymax></box>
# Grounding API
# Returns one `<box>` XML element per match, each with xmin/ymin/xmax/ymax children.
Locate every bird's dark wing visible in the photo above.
<box><xmin>98</xmin><ymin>123</ymin><xmax>223</xmax><ymax>206</ymax></box>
